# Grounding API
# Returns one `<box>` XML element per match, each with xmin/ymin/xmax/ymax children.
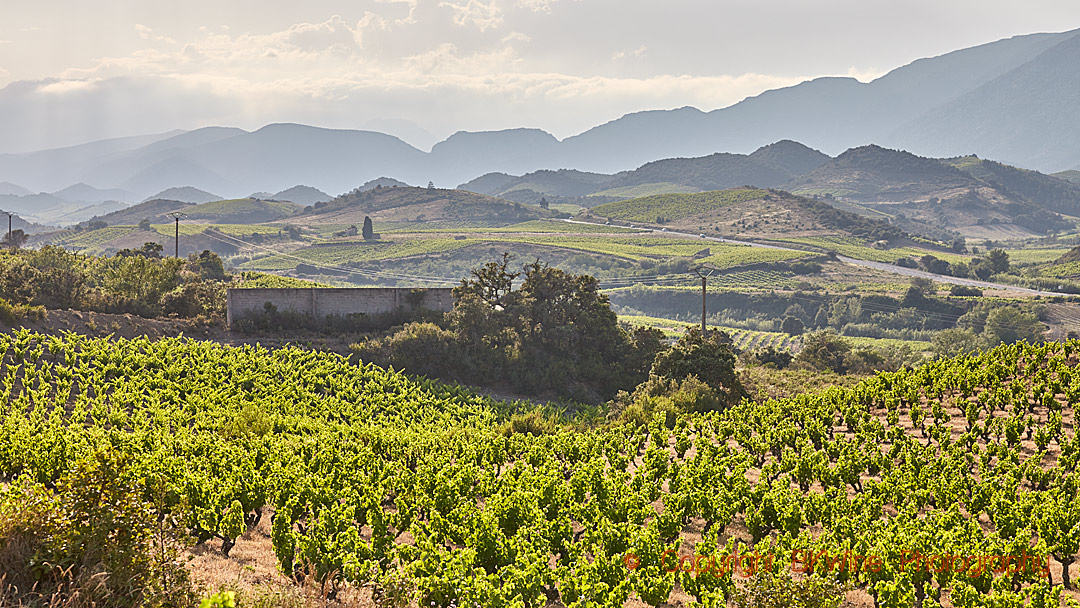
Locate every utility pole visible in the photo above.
<box><xmin>166</xmin><ymin>212</ymin><xmax>186</xmax><ymax>258</ymax></box>
<box><xmin>691</xmin><ymin>266</ymin><xmax>715</xmax><ymax>338</ymax></box>
<box><xmin>2</xmin><ymin>211</ymin><xmax>11</xmax><ymax>244</ymax></box>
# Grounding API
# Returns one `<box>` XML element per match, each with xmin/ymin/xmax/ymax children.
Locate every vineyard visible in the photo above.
<box><xmin>617</xmin><ymin>315</ymin><xmax>800</xmax><ymax>352</ymax></box>
<box><xmin>2</xmin><ymin>331</ymin><xmax>1077</xmax><ymax>606</ymax></box>
<box><xmin>775</xmin><ymin>237</ymin><xmax>970</xmax><ymax>265</ymax></box>
<box><xmin>591</xmin><ymin>189</ymin><xmax>770</xmax><ymax>223</ymax></box>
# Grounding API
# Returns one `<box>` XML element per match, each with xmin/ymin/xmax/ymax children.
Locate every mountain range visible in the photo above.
<box><xmin>0</xmin><ymin>28</ymin><xmax>1078</xmax><ymax>205</ymax></box>
<box><xmin>463</xmin><ymin>142</ymin><xmax>1080</xmax><ymax>240</ymax></box>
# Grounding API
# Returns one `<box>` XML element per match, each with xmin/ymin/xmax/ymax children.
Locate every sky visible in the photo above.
<box><xmin>1</xmin><ymin>0</ymin><xmax>1079</xmax><ymax>153</ymax></box>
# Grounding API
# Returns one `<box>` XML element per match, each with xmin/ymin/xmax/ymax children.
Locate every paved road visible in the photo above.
<box><xmin>560</xmin><ymin>218</ymin><xmax>1063</xmax><ymax>297</ymax></box>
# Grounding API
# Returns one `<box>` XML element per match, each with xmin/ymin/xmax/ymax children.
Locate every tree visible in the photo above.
<box><xmin>931</xmin><ymin>328</ymin><xmax>982</xmax><ymax>358</ymax></box>
<box><xmin>138</xmin><ymin>218</ymin><xmax>152</xmax><ymax>231</ymax></box>
<box><xmin>909</xmin><ymin>277</ymin><xmax>935</xmax><ymax>296</ymax></box>
<box><xmin>795</xmin><ymin>330</ymin><xmax>852</xmax><ymax>373</ymax></box>
<box><xmin>117</xmin><ymin>242</ymin><xmax>163</xmax><ymax>259</ymax></box>
<box><xmin>649</xmin><ymin>328</ymin><xmax>747</xmax><ymax>407</ymax></box>
<box><xmin>539</xmin><ymin>197</ymin><xmax>549</xmax><ymax>210</ymax></box>
<box><xmin>986</xmin><ymin>248</ymin><xmax>1010</xmax><ymax>274</ymax></box>
<box><xmin>781</xmin><ymin>316</ymin><xmax>804</xmax><ymax>336</ymax></box>
<box><xmin>982</xmin><ymin>306</ymin><xmax>1044</xmax><ymax>345</ymax></box>
<box><xmin>453</xmin><ymin>252</ymin><xmax>519</xmax><ymax>309</ymax></box>
<box><xmin>2</xmin><ymin>229</ymin><xmax>27</xmax><ymax>249</ymax></box>
<box><xmin>362</xmin><ymin>216</ymin><xmax>374</xmax><ymax>240</ymax></box>
<box><xmin>440</xmin><ymin>255</ymin><xmax>662</xmax><ymax>400</ymax></box>
<box><xmin>427</xmin><ymin>181</ymin><xmax>435</xmax><ymax>189</ymax></box>
<box><xmin>189</xmin><ymin>250</ymin><xmax>226</xmax><ymax>281</ymax></box>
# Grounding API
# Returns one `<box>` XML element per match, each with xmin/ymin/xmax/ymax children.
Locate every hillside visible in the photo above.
<box><xmin>271</xmin><ymin>185</ymin><xmax>331</xmax><ymax>205</ymax></box>
<box><xmin>0</xmin><ymin>182</ymin><xmax>30</xmax><ymax>196</ymax></box>
<box><xmin>604</xmin><ymin>140</ymin><xmax>831</xmax><ymax>193</ymax></box>
<box><xmin>587</xmin><ymin>187</ymin><xmax>906</xmax><ymax>243</ymax></box>
<box><xmin>53</xmin><ymin>183</ymin><xmax>137</xmax><ymax>204</ymax></box>
<box><xmin>460</xmin><ymin>141</ymin><xmax>832</xmax><ymax>205</ymax></box>
<box><xmin>184</xmin><ymin>198</ymin><xmax>301</xmax><ymax>223</ymax></box>
<box><xmin>144</xmin><ymin>186</ymin><xmax>221</xmax><ymax>204</ymax></box>
<box><xmin>943</xmin><ymin>155</ymin><xmax>1080</xmax><ymax>216</ymax></box>
<box><xmin>297</xmin><ymin>185</ymin><xmax>560</xmax><ymax>225</ymax></box>
<box><xmin>1052</xmin><ymin>170</ymin><xmax>1080</xmax><ymax>184</ymax></box>
<box><xmin>80</xmin><ymin>198</ymin><xmax>194</xmax><ymax>226</ymax></box>
<box><xmin>787</xmin><ymin>145</ymin><xmax>1076</xmax><ymax>237</ymax></box>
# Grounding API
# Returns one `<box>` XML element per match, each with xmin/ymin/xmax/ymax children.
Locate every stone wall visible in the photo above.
<box><xmin>226</xmin><ymin>287</ymin><xmax>454</xmax><ymax>327</ymax></box>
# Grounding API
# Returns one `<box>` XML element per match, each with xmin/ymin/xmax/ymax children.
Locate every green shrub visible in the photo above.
<box><xmin>649</xmin><ymin>328</ymin><xmax>746</xmax><ymax>407</ymax></box>
<box><xmin>733</xmin><ymin>572</ymin><xmax>847</xmax><ymax>608</ymax></box>
<box><xmin>497</xmin><ymin>409</ymin><xmax>560</xmax><ymax>436</ymax></box>
<box><xmin>0</xmin><ymin>297</ymin><xmax>45</xmax><ymax>325</ymax></box>
<box><xmin>0</xmin><ymin>449</ymin><xmax>193</xmax><ymax>607</ymax></box>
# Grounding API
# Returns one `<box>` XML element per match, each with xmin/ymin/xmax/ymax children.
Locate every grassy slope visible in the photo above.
<box><xmin>591</xmin><ymin>188</ymin><xmax>769</xmax><ymax>222</ymax></box>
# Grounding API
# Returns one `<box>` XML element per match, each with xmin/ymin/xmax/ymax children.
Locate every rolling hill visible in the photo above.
<box><xmin>184</xmin><ymin>198</ymin><xmax>301</xmax><ymax>224</ymax></box>
<box><xmin>271</xmin><ymin>185</ymin><xmax>331</xmax><ymax>205</ymax></box>
<box><xmin>460</xmin><ymin>141</ymin><xmax>831</xmax><ymax>205</ymax></box>
<box><xmin>298</xmin><ymin>186</ymin><xmax>563</xmax><ymax>225</ymax></box>
<box><xmin>0</xmin><ymin>182</ymin><xmax>30</xmax><ymax>196</ymax></box>
<box><xmin>81</xmin><ymin>199</ymin><xmax>194</xmax><ymax>226</ymax></box>
<box><xmin>786</xmin><ymin>145</ymin><xmax>1080</xmax><ymax>237</ymax></box>
<box><xmin>1052</xmin><ymin>170</ymin><xmax>1080</xmax><ymax>185</ymax></box>
<box><xmin>144</xmin><ymin>186</ymin><xmax>221</xmax><ymax>204</ymax></box>
<box><xmin>585</xmin><ymin>187</ymin><xmax>907</xmax><ymax>244</ymax></box>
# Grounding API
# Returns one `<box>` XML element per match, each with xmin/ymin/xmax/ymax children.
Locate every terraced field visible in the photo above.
<box><xmin>618</xmin><ymin>315</ymin><xmax>799</xmax><ymax>351</ymax></box>
<box><xmin>44</xmin><ymin>226</ymin><xmax>137</xmax><ymax>249</ymax></box>
<box><xmin>778</xmin><ymin>235</ymin><xmax>970</xmax><ymax>264</ymax></box>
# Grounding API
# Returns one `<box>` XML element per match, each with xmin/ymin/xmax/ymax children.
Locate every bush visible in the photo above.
<box><xmin>949</xmin><ymin>284</ymin><xmax>982</xmax><ymax>297</ymax></box>
<box><xmin>497</xmin><ymin>409</ymin><xmax>560</xmax><ymax>436</ymax></box>
<box><xmin>795</xmin><ymin>330</ymin><xmax>852</xmax><ymax>373</ymax></box>
<box><xmin>162</xmin><ymin>280</ymin><xmax>226</xmax><ymax>318</ymax></box>
<box><xmin>747</xmin><ymin>345</ymin><xmax>793</xmax><ymax>369</ymax></box>
<box><xmin>733</xmin><ymin>572</ymin><xmax>846</xmax><ymax>608</ymax></box>
<box><xmin>649</xmin><ymin>328</ymin><xmax>747</xmax><ymax>407</ymax></box>
<box><xmin>0</xmin><ymin>297</ymin><xmax>45</xmax><ymax>325</ymax></box>
<box><xmin>0</xmin><ymin>449</ymin><xmax>192</xmax><ymax>607</ymax></box>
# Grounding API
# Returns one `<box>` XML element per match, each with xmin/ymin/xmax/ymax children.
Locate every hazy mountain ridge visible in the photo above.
<box><xmin>1</xmin><ymin>29</ymin><xmax>1079</xmax><ymax>199</ymax></box>
<box><xmin>271</xmin><ymin>185</ymin><xmax>331</xmax><ymax>205</ymax></box>
<box><xmin>145</xmin><ymin>187</ymin><xmax>222</xmax><ymax>204</ymax></box>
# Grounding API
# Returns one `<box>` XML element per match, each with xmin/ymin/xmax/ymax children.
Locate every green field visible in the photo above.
<box><xmin>184</xmin><ymin>198</ymin><xmax>300</xmax><ymax>222</ymax></box>
<box><xmin>235</xmin><ymin>272</ymin><xmax>331</xmax><ymax>288</ymax></box>
<box><xmin>778</xmin><ymin>236</ymin><xmax>970</xmax><ymax>264</ymax></box>
<box><xmin>239</xmin><ymin>239</ymin><xmax>475</xmax><ymax>271</ymax></box>
<box><xmin>1001</xmin><ymin>247</ymin><xmax>1072</xmax><ymax>264</ymax></box>
<box><xmin>589</xmin><ymin>182</ymin><xmax>700</xmax><ymax>199</ymax></box>
<box><xmin>149</xmin><ymin>223</ymin><xmax>289</xmax><ymax>237</ymax></box>
<box><xmin>591</xmin><ymin>188</ymin><xmax>769</xmax><ymax>222</ymax></box>
<box><xmin>44</xmin><ymin>226</ymin><xmax>138</xmax><ymax>249</ymax></box>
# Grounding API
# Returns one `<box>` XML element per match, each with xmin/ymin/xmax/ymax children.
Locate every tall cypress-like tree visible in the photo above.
<box><xmin>362</xmin><ymin>216</ymin><xmax>374</xmax><ymax>240</ymax></box>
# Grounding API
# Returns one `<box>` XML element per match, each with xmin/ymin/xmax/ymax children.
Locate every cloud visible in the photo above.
<box><xmin>439</xmin><ymin>0</ymin><xmax>504</xmax><ymax>31</ymax></box>
<box><xmin>612</xmin><ymin>45</ymin><xmax>647</xmax><ymax>61</ymax></box>
<box><xmin>501</xmin><ymin>31</ymin><xmax>531</xmax><ymax>43</ymax></box>
<box><xmin>517</xmin><ymin>0</ymin><xmax>557</xmax><ymax>12</ymax></box>
<box><xmin>37</xmin><ymin>79</ymin><xmax>101</xmax><ymax>95</ymax></box>
<box><xmin>134</xmin><ymin>24</ymin><xmax>176</xmax><ymax>44</ymax></box>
